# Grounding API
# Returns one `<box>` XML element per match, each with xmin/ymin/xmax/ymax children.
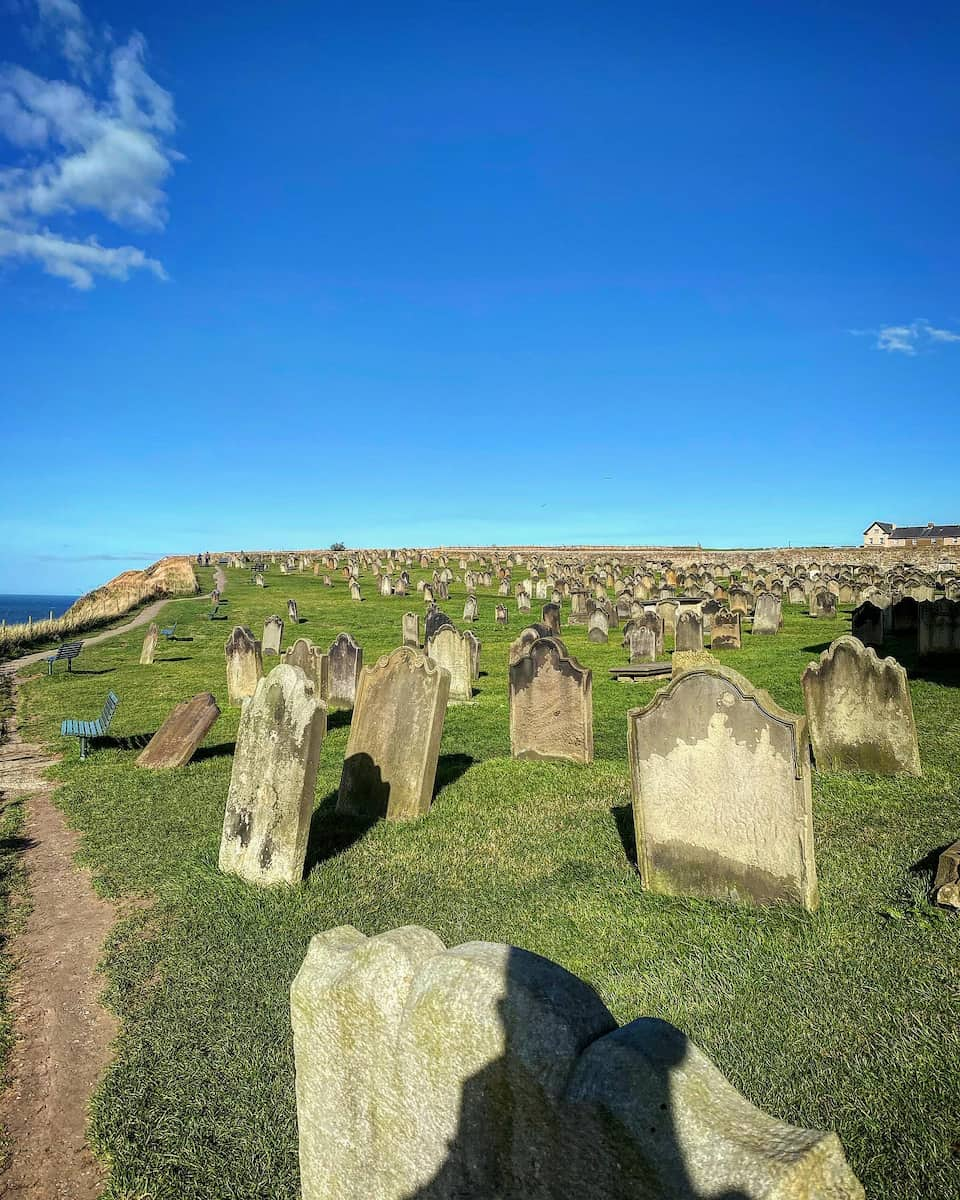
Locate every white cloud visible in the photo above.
<box><xmin>852</xmin><ymin>319</ymin><xmax>960</xmax><ymax>356</ymax></box>
<box><xmin>0</xmin><ymin>4</ymin><xmax>177</xmax><ymax>289</ymax></box>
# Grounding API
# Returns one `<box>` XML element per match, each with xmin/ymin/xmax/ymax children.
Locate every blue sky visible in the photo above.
<box><xmin>3</xmin><ymin>0</ymin><xmax>959</xmax><ymax>594</ymax></box>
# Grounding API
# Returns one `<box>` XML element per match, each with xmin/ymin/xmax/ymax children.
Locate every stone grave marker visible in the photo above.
<box><xmin>674</xmin><ymin>609</ymin><xmax>703</xmax><ymax>652</ymax></box>
<box><xmin>587</xmin><ymin>609</ymin><xmax>609</xmax><ymax>643</ymax></box>
<box><xmin>625</xmin><ymin>625</ymin><xmax>657</xmax><ymax>663</ymax></box>
<box><xmin>801</xmin><ymin>636</ymin><xmax>921</xmax><ymax>775</ymax></box>
<box><xmin>225</xmin><ymin>626</ymin><xmax>263</xmax><ymax>704</ymax></box>
<box><xmin>509</xmin><ymin>636</ymin><xmax>593</xmax><ymax>763</ymax></box>
<box><xmin>288</xmin><ymin>598</ymin><xmax>299</xmax><ymax>624</ymax></box>
<box><xmin>218</xmin><ymin>664</ymin><xmax>325</xmax><ymax>886</ymax></box>
<box><xmin>327</xmin><ymin>633</ymin><xmax>363</xmax><ymax>708</ymax></box>
<box><xmin>402</xmin><ymin>611</ymin><xmax>420</xmax><ymax>648</ymax></box>
<box><xmin>809</xmin><ymin>589</ymin><xmax>837</xmax><ymax>619</ymax></box>
<box><xmin>337</xmin><ymin>647</ymin><xmax>450</xmax><ymax>822</ymax></box>
<box><xmin>628</xmin><ymin>665</ymin><xmax>818</xmax><ymax>910</ymax></box>
<box><xmin>263</xmin><ymin>615</ymin><xmax>284</xmax><ymax>656</ymax></box>
<box><xmin>283</xmin><ymin>637</ymin><xmax>329</xmax><ymax>700</ymax></box>
<box><xmin>851</xmin><ymin>601</ymin><xmax>884</xmax><ymax>649</ymax></box>
<box><xmin>710</xmin><ymin>607</ymin><xmax>741</xmax><ymax>649</ymax></box>
<box><xmin>136</xmin><ymin>692</ymin><xmax>220</xmax><ymax>769</ymax></box>
<box><xmin>462</xmin><ymin>594</ymin><xmax>479</xmax><ymax>622</ymax></box>
<box><xmin>426</xmin><ymin>624</ymin><xmax>474</xmax><ymax>703</ymax></box>
<box><xmin>752</xmin><ymin>592</ymin><xmax>782</xmax><ymax>635</ymax></box>
<box><xmin>495</xmin><ymin>603</ymin><xmax>508</xmax><ymax>625</ymax></box>
<box><xmin>139</xmin><ymin>622</ymin><xmax>159</xmax><ymax>665</ymax></box>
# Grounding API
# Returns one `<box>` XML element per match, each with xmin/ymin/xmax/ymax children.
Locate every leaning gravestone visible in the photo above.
<box><xmin>541</xmin><ymin>602</ymin><xmax>561</xmax><ymax>636</ymax></box>
<box><xmin>139</xmin><ymin>622</ymin><xmax>160</xmax><ymax>665</ymax></box>
<box><xmin>933</xmin><ymin>840</ymin><xmax>960</xmax><ymax>909</ymax></box>
<box><xmin>628</xmin><ymin>665</ymin><xmax>819</xmax><ymax>910</ymax></box>
<box><xmin>463</xmin><ymin>629</ymin><xmax>481</xmax><ymax>680</ymax></box>
<box><xmin>402</xmin><ymin>611</ymin><xmax>420</xmax><ymax>648</ymax></box>
<box><xmin>710</xmin><ymin>607</ymin><xmax>741</xmax><ymax>649</ymax></box>
<box><xmin>752</xmin><ymin>592</ymin><xmax>782</xmax><ymax>635</ymax></box>
<box><xmin>337</xmin><ymin>647</ymin><xmax>450</xmax><ymax>821</ymax></box>
<box><xmin>136</xmin><ymin>692</ymin><xmax>220</xmax><ymax>769</ymax></box>
<box><xmin>291</xmin><ymin>925</ymin><xmax>864</xmax><ymax>1200</ymax></box>
<box><xmin>809</xmin><ymin>589</ymin><xmax>836</xmax><ymax>619</ymax></box>
<box><xmin>283</xmin><ymin>637</ymin><xmax>328</xmax><ymax>700</ymax></box>
<box><xmin>263</xmin><ymin>614</ymin><xmax>284</xmax><ymax>656</ymax></box>
<box><xmin>327</xmin><ymin>633</ymin><xmax>363</xmax><ymax>708</ymax></box>
<box><xmin>225</xmin><ymin>626</ymin><xmax>263</xmax><ymax>704</ymax></box>
<box><xmin>495</xmin><ymin>603</ymin><xmax>508</xmax><ymax>625</ymax></box>
<box><xmin>462</xmin><ymin>594</ymin><xmax>479</xmax><ymax>622</ymax></box>
<box><xmin>424</xmin><ymin>608</ymin><xmax>454</xmax><ymax>644</ymax></box>
<box><xmin>288</xmin><ymin>598</ymin><xmax>299</xmax><ymax>624</ymax></box>
<box><xmin>426</xmin><ymin>624</ymin><xmax>474</xmax><ymax>703</ymax></box>
<box><xmin>218</xmin><ymin>665</ymin><xmax>326</xmax><ymax>886</ymax></box>
<box><xmin>801</xmin><ymin>636</ymin><xmax>921</xmax><ymax>776</ymax></box>
<box><xmin>509</xmin><ymin>636</ymin><xmax>593</xmax><ymax>763</ymax></box>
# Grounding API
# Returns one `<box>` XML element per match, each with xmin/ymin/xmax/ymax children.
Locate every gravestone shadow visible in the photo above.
<box><xmin>102</xmin><ymin>732</ymin><xmax>152</xmax><ymax>751</ymax></box>
<box><xmin>71</xmin><ymin>667</ymin><xmax>116</xmax><ymax>676</ymax></box>
<box><xmin>406</xmin><ymin>946</ymin><xmax>752</xmax><ymax>1199</ymax></box>
<box><xmin>192</xmin><ymin>741</ymin><xmax>236</xmax><ymax>763</ymax></box>
<box><xmin>611</xmin><ymin>804</ymin><xmax>637</xmax><ymax>868</ymax></box>
<box><xmin>433</xmin><ymin>753</ymin><xmax>475</xmax><ymax>798</ymax></box>
<box><xmin>326</xmin><ymin>708</ymin><xmax>353</xmax><ymax>732</ymax></box>
<box><xmin>158</xmin><ymin>656</ymin><xmax>191</xmax><ymax>663</ymax></box>
<box><xmin>303</xmin><ymin>782</ymin><xmax>379</xmax><ymax>875</ymax></box>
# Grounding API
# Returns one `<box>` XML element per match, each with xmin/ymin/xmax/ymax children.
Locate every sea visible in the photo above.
<box><xmin>0</xmin><ymin>595</ymin><xmax>79</xmax><ymax>625</ymax></box>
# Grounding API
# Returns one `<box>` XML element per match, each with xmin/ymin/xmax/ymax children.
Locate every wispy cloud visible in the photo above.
<box><xmin>0</xmin><ymin>2</ymin><xmax>178</xmax><ymax>289</ymax></box>
<box><xmin>851</xmin><ymin>319</ymin><xmax>960</xmax><ymax>356</ymax></box>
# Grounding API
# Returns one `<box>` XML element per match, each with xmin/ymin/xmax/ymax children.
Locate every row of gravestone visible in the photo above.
<box><xmin>852</xmin><ymin>596</ymin><xmax>960</xmax><ymax>656</ymax></box>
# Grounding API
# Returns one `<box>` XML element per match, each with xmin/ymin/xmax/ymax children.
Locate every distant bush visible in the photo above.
<box><xmin>330</xmin><ymin>542</ymin><xmax>346</xmax><ymax>552</ymax></box>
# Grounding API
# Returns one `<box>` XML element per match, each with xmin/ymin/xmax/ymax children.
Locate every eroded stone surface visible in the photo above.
<box><xmin>225</xmin><ymin>625</ymin><xmax>263</xmax><ymax>704</ymax></box>
<box><xmin>327</xmin><ymin>633</ymin><xmax>363</xmax><ymax>708</ymax></box>
<box><xmin>801</xmin><ymin>636</ymin><xmax>921</xmax><ymax>776</ymax></box>
<box><xmin>218</xmin><ymin>664</ymin><xmax>326</xmax><ymax>886</ymax></box>
<box><xmin>136</xmin><ymin>692</ymin><xmax>220</xmax><ymax>769</ymax></box>
<box><xmin>337</xmin><ymin>647</ymin><xmax>450</xmax><ymax>821</ymax></box>
<box><xmin>932</xmin><ymin>840</ymin><xmax>960</xmax><ymax>909</ymax></box>
<box><xmin>629</xmin><ymin>665</ymin><xmax>818</xmax><ymax>910</ymax></box>
<box><xmin>291</xmin><ymin>925</ymin><xmax>864</xmax><ymax>1200</ymax></box>
<box><xmin>426</xmin><ymin>624</ymin><xmax>473</xmax><ymax>703</ymax></box>
<box><xmin>509</xmin><ymin>636</ymin><xmax>593</xmax><ymax>763</ymax></box>
<box><xmin>139</xmin><ymin>622</ymin><xmax>159</xmax><ymax>665</ymax></box>
<box><xmin>283</xmin><ymin>637</ymin><xmax>329</xmax><ymax>700</ymax></box>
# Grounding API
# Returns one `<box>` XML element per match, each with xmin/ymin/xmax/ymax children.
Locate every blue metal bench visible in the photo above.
<box><xmin>61</xmin><ymin>691</ymin><xmax>119</xmax><ymax>760</ymax></box>
<box><xmin>46</xmin><ymin>641</ymin><xmax>83</xmax><ymax>675</ymax></box>
<box><xmin>208</xmin><ymin>604</ymin><xmax>220</xmax><ymax>619</ymax></box>
<box><xmin>160</xmin><ymin>622</ymin><xmax>178</xmax><ymax>640</ymax></box>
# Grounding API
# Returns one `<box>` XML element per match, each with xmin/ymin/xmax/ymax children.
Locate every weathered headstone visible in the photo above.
<box><xmin>710</xmin><ymin>607</ymin><xmax>741</xmax><ymax>650</ymax></box>
<box><xmin>509</xmin><ymin>637</ymin><xmax>593</xmax><ymax>763</ymax></box>
<box><xmin>402</xmin><ymin>611</ymin><xmax>420</xmax><ymax>648</ymax></box>
<box><xmin>541</xmin><ymin>602</ymin><xmax>561</xmax><ymax>636</ymax></box>
<box><xmin>139</xmin><ymin>622</ymin><xmax>159</xmax><ymax>665</ymax></box>
<box><xmin>918</xmin><ymin>598</ymin><xmax>960</xmax><ymax>657</ymax></box>
<box><xmin>495</xmin><ymin>603</ymin><xmax>508</xmax><ymax>625</ymax></box>
<box><xmin>932</xmin><ymin>840</ymin><xmax>960</xmax><ymax>909</ymax></box>
<box><xmin>225</xmin><ymin>626</ymin><xmax>263</xmax><ymax>704</ymax></box>
<box><xmin>337</xmin><ymin>648</ymin><xmax>450</xmax><ymax>821</ymax></box>
<box><xmin>291</xmin><ymin>925</ymin><xmax>864</xmax><ymax>1200</ymax></box>
<box><xmin>263</xmin><ymin>615</ymin><xmax>284</xmax><ymax>656</ymax></box>
<box><xmin>283</xmin><ymin>637</ymin><xmax>329</xmax><ymax>700</ymax></box>
<box><xmin>288</xmin><ymin>598</ymin><xmax>299</xmax><ymax>624</ymax></box>
<box><xmin>424</xmin><ymin>608</ymin><xmax>454</xmax><ymax>644</ymax></box>
<box><xmin>136</xmin><ymin>692</ymin><xmax>220</xmax><ymax>769</ymax></box>
<box><xmin>625</xmin><ymin>625</ymin><xmax>656</xmax><ymax>663</ymax></box>
<box><xmin>851</xmin><ymin>601</ymin><xmax>884</xmax><ymax>649</ymax></box>
<box><xmin>752</xmin><ymin>592</ymin><xmax>782</xmax><ymax>635</ymax></box>
<box><xmin>629</xmin><ymin>665</ymin><xmax>819</xmax><ymax>910</ymax></box>
<box><xmin>218</xmin><ymin>665</ymin><xmax>326</xmax><ymax>886</ymax></box>
<box><xmin>674</xmin><ymin>609</ymin><xmax>703</xmax><ymax>652</ymax></box>
<box><xmin>327</xmin><ymin>633</ymin><xmax>363</xmax><ymax>708</ymax></box>
<box><xmin>809</xmin><ymin>589</ymin><xmax>837</xmax><ymax>619</ymax></box>
<box><xmin>426</xmin><ymin>624</ymin><xmax>474</xmax><ymax>703</ymax></box>
<box><xmin>587</xmin><ymin>609</ymin><xmax>609</xmax><ymax>643</ymax></box>
<box><xmin>801</xmin><ymin>636</ymin><xmax>921</xmax><ymax>776</ymax></box>
<box><xmin>462</xmin><ymin>594</ymin><xmax>479</xmax><ymax>622</ymax></box>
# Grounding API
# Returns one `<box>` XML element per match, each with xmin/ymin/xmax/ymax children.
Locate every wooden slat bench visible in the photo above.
<box><xmin>61</xmin><ymin>691</ymin><xmax>119</xmax><ymax>760</ymax></box>
<box><xmin>46</xmin><ymin>641</ymin><xmax>83</xmax><ymax>675</ymax></box>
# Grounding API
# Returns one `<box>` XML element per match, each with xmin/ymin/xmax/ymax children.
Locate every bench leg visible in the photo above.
<box><xmin>79</xmin><ymin>736</ymin><xmax>87</xmax><ymax>761</ymax></box>
<box><xmin>48</xmin><ymin>661</ymin><xmax>53</xmax><ymax>676</ymax></box>
<box><xmin>67</xmin><ymin>659</ymin><xmax>72</xmax><ymax>672</ymax></box>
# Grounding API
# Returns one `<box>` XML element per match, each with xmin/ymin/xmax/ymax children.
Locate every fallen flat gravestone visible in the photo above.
<box><xmin>629</xmin><ymin>665</ymin><xmax>819</xmax><ymax>911</ymax></box>
<box><xmin>136</xmin><ymin>693</ymin><xmax>220</xmax><ymax>769</ymax></box>
<box><xmin>290</xmin><ymin>925</ymin><xmax>865</xmax><ymax>1200</ymax></box>
<box><xmin>337</xmin><ymin>647</ymin><xmax>450</xmax><ymax>822</ymax></box>
<box><xmin>219</xmin><ymin>664</ymin><xmax>326</xmax><ymax>887</ymax></box>
<box><xmin>801</xmin><ymin>636</ymin><xmax>921</xmax><ymax>776</ymax></box>
<box><xmin>609</xmin><ymin>662</ymin><xmax>672</xmax><ymax>682</ymax></box>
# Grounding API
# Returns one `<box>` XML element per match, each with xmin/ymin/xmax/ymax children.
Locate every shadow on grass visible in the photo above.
<box><xmin>801</xmin><ymin>642</ymin><xmax>833</xmax><ymax>655</ymax></box>
<box><xmin>326</xmin><ymin>708</ymin><xmax>353</xmax><ymax>732</ymax></box>
<box><xmin>611</xmin><ymin>804</ymin><xmax>638</xmax><ymax>869</ymax></box>
<box><xmin>192</xmin><ymin>741</ymin><xmax>236</xmax><ymax>763</ymax></box>
<box><xmin>909</xmin><ymin>843</ymin><xmax>955</xmax><ymax>879</ymax></box>
<box><xmin>433</xmin><ymin>753</ymin><xmax>475</xmax><ymax>797</ymax></box>
<box><xmin>101</xmin><ymin>732</ymin><xmax>153</xmax><ymax>751</ymax></box>
<box><xmin>304</xmin><ymin>789</ymin><xmax>376</xmax><ymax>874</ymax></box>
<box><xmin>69</xmin><ymin>667</ymin><xmax>117</xmax><ymax>676</ymax></box>
<box><xmin>158</xmin><ymin>656</ymin><xmax>192</xmax><ymax>663</ymax></box>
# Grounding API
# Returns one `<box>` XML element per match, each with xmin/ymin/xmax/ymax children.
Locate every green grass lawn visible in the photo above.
<box><xmin>11</xmin><ymin>565</ymin><xmax>960</xmax><ymax>1199</ymax></box>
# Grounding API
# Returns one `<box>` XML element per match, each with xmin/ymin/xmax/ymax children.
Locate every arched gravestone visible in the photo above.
<box><xmin>918</xmin><ymin>598</ymin><xmax>960</xmax><ymax>656</ymax></box>
<box><xmin>225</xmin><ymin>625</ymin><xmax>263</xmax><ymax>704</ymax></box>
<box><xmin>809</xmin><ymin>589</ymin><xmax>837</xmax><ymax>619</ymax></box>
<box><xmin>337</xmin><ymin>647</ymin><xmax>450</xmax><ymax>822</ymax></box>
<box><xmin>327</xmin><ymin>633</ymin><xmax>363</xmax><ymax>708</ymax></box>
<box><xmin>462</xmin><ymin>594</ymin><xmax>479</xmax><ymax>622</ymax></box>
<box><xmin>509</xmin><ymin>636</ymin><xmax>593</xmax><ymax>764</ymax></box>
<box><xmin>402</xmin><ymin>611</ymin><xmax>420</xmax><ymax>648</ymax></box>
<box><xmin>625</xmin><ymin>625</ymin><xmax>657</xmax><ymax>663</ymax></box>
<box><xmin>674</xmin><ymin>609</ymin><xmax>703</xmax><ymax>652</ymax></box>
<box><xmin>657</xmin><ymin>598</ymin><xmax>679</xmax><ymax>636</ymax></box>
<box><xmin>628</xmin><ymin>665</ymin><xmax>819</xmax><ymax>911</ymax></box>
<box><xmin>752</xmin><ymin>592</ymin><xmax>782</xmax><ymax>635</ymax></box>
<box><xmin>587</xmin><ymin>609</ymin><xmax>609</xmax><ymax>643</ymax></box>
<box><xmin>262</xmin><ymin>614</ymin><xmax>284</xmax><ymax>655</ymax></box>
<box><xmin>426</xmin><ymin>624</ymin><xmax>474</xmax><ymax>703</ymax></box>
<box><xmin>851</xmin><ymin>601</ymin><xmax>884</xmax><ymax>649</ymax></box>
<box><xmin>710</xmin><ymin>607</ymin><xmax>741</xmax><ymax>649</ymax></box>
<box><xmin>287</xmin><ymin>598</ymin><xmax>299</xmax><ymax>624</ymax></box>
<box><xmin>495</xmin><ymin>603</ymin><xmax>508</xmax><ymax>625</ymax></box>
<box><xmin>290</xmin><ymin>925</ymin><xmax>865</xmax><ymax>1200</ymax></box>
<box><xmin>424</xmin><ymin>607</ymin><xmax>454</xmax><ymax>645</ymax></box>
<box><xmin>801</xmin><ymin>637</ymin><xmax>921</xmax><ymax>776</ymax></box>
<box><xmin>541</xmin><ymin>602</ymin><xmax>561</xmax><ymax>635</ymax></box>
<box><xmin>218</xmin><ymin>665</ymin><xmax>326</xmax><ymax>887</ymax></box>
<box><xmin>508</xmin><ymin>624</ymin><xmax>554</xmax><ymax>667</ymax></box>
<box><xmin>283</xmin><ymin>637</ymin><xmax>328</xmax><ymax>701</ymax></box>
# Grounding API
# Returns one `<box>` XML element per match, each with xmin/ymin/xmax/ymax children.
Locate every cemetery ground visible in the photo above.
<box><xmin>2</xmin><ymin>566</ymin><xmax>959</xmax><ymax>1199</ymax></box>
